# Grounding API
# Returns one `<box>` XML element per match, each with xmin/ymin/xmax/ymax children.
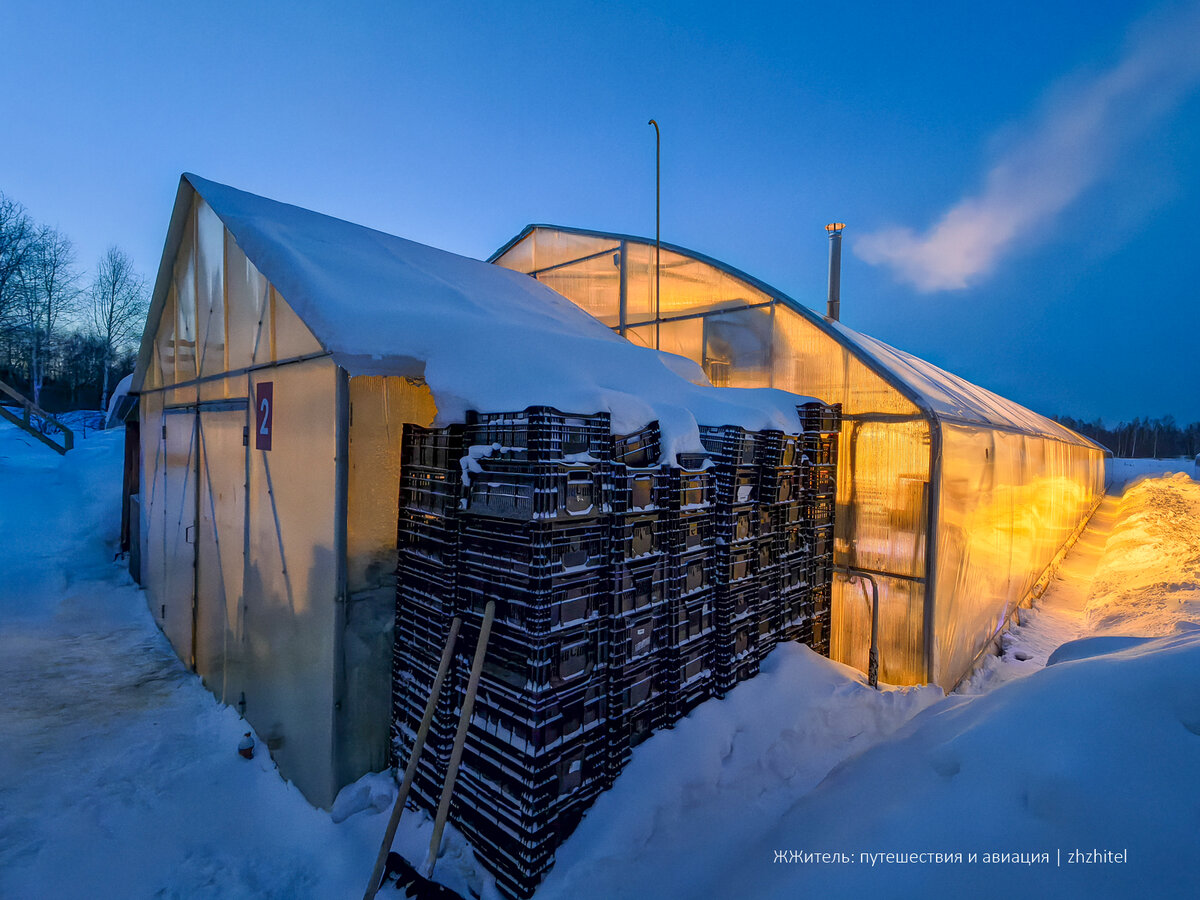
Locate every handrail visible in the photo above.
<box><xmin>0</xmin><ymin>380</ymin><xmax>75</xmax><ymax>454</ymax></box>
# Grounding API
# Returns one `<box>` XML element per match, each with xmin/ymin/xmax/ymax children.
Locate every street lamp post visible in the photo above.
<box><xmin>648</xmin><ymin>118</ymin><xmax>661</xmax><ymax>349</ymax></box>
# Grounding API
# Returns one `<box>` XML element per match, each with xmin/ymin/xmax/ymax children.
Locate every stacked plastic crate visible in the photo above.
<box><xmin>444</xmin><ymin>408</ymin><xmax>614</xmax><ymax>899</ymax></box>
<box><xmin>797</xmin><ymin>401</ymin><xmax>840</xmax><ymax>654</ymax></box>
<box><xmin>605</xmin><ymin>423</ymin><xmax>673</xmax><ymax>777</ymax></box>
<box><xmin>392</xmin><ymin>402</ymin><xmax>839</xmax><ymax>899</ymax></box>
<box><xmin>662</xmin><ymin>452</ymin><xmax>718</xmax><ymax>718</ymax></box>
<box><xmin>699</xmin><ymin>424</ymin><xmax>771</xmax><ymax>692</ymax></box>
<box><xmin>392</xmin><ymin>423</ymin><xmax>467</xmax><ymax>810</ymax></box>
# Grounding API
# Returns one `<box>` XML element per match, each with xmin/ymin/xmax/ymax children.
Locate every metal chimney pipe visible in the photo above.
<box><xmin>825</xmin><ymin>222</ymin><xmax>845</xmax><ymax>321</ymax></box>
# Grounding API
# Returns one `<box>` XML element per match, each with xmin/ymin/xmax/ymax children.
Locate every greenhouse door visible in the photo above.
<box><xmin>160</xmin><ymin>406</ymin><xmax>198</xmax><ymax>668</ymax></box>
<box><xmin>195</xmin><ymin>402</ymin><xmax>249</xmax><ymax>702</ymax></box>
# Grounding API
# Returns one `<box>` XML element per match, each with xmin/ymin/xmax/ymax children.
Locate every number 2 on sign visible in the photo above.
<box><xmin>256</xmin><ymin>382</ymin><xmax>273</xmax><ymax>451</ymax></box>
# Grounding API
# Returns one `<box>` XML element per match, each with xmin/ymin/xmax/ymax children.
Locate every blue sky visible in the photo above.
<box><xmin>2</xmin><ymin>0</ymin><xmax>1197</xmax><ymax>424</ymax></box>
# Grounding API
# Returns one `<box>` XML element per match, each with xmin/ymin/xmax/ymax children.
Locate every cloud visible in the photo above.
<box><xmin>855</xmin><ymin>1</ymin><xmax>1200</xmax><ymax>292</ymax></box>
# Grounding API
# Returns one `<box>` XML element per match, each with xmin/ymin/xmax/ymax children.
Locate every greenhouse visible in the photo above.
<box><xmin>491</xmin><ymin>225</ymin><xmax>1107</xmax><ymax>689</ymax></box>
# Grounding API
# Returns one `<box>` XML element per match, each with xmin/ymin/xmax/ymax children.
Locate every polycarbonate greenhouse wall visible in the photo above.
<box><xmin>491</xmin><ymin>225</ymin><xmax>1106</xmax><ymax>688</ymax></box>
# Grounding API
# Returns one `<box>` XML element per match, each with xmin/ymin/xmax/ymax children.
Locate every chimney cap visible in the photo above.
<box><xmin>825</xmin><ymin>222</ymin><xmax>846</xmax><ymax>234</ymax></box>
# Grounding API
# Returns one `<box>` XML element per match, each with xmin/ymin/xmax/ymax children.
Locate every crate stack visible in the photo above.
<box><xmin>392</xmin><ymin>423</ymin><xmax>468</xmax><ymax>809</ymax></box>
<box><xmin>699</xmin><ymin>424</ymin><xmax>771</xmax><ymax>692</ymax></box>
<box><xmin>797</xmin><ymin>402</ymin><xmax>841</xmax><ymax>655</ymax></box>
<box><xmin>451</xmin><ymin>408</ymin><xmax>615</xmax><ymax>900</ymax></box>
<box><xmin>662</xmin><ymin>453</ymin><xmax>718</xmax><ymax>718</ymax></box>
<box><xmin>605</xmin><ymin>422</ymin><xmax>673</xmax><ymax>777</ymax></box>
<box><xmin>392</xmin><ymin>402</ymin><xmax>839</xmax><ymax>900</ymax></box>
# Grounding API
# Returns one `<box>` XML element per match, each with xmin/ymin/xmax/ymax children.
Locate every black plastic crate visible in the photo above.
<box><xmin>713</xmin><ymin>541</ymin><xmax>761</xmax><ymax>588</ymax></box>
<box><xmin>811</xmin><ymin>608</ymin><xmax>831</xmax><ymax>657</ymax></box>
<box><xmin>402</xmin><ymin>422</ymin><xmax>466</xmax><ymax>471</ymax></box>
<box><xmin>801</xmin><ymin>433</ymin><xmax>839</xmax><ymax>466</ymax></box>
<box><xmin>764</xmin><ymin>499</ymin><xmax>805</xmax><ymax>529</ymax></box>
<box><xmin>803</xmin><ymin>461</ymin><xmax>838</xmax><ymax>495</ymax></box>
<box><xmin>471</xmin><ymin>678</ymin><xmax>608</xmax><ymax>752</ymax></box>
<box><xmin>712</xmin><ymin>465</ymin><xmax>759</xmax><ymax>507</ymax></box>
<box><xmin>757</xmin><ymin>429</ymin><xmax>802</xmax><ymax>467</ymax></box>
<box><xmin>611</xmin><ymin>512</ymin><xmax>669</xmax><ymax>562</ymax></box>
<box><xmin>668</xmin><ymin>590</ymin><xmax>715</xmax><ymax>645</ymax></box>
<box><xmin>398</xmin><ymin>508</ymin><xmax>459</xmax><ymax>565</ymax></box>
<box><xmin>713</xmin><ymin>621</ymin><xmax>761</xmax><ymax>692</ymax></box>
<box><xmin>453</xmin><ymin>731</ymin><xmax>608</xmax><ymax>897</ymax></box>
<box><xmin>698</xmin><ymin>424</ymin><xmax>761</xmax><ymax>465</ymax></box>
<box><xmin>611</xmin><ymin>555</ymin><xmax>669</xmax><ymax>616</ymax></box>
<box><xmin>714</xmin><ymin>578</ymin><xmax>764</xmax><ymax>621</ymax></box>
<box><xmin>778</xmin><ymin>586</ymin><xmax>816</xmax><ymax>634</ymax></box>
<box><xmin>611</xmin><ymin>464</ymin><xmax>671</xmax><ymax>513</ymax></box>
<box><xmin>612</xmin><ymin>421</ymin><xmax>661</xmax><ymax>467</ymax></box>
<box><xmin>716</xmin><ymin>503</ymin><xmax>765</xmax><ymax>545</ymax></box>
<box><xmin>670</xmin><ymin>508</ymin><xmax>715</xmax><ymax>555</ymax></box>
<box><xmin>463</xmin><ymin>458</ymin><xmax>611</xmax><ymax>522</ymax></box>
<box><xmin>667</xmin><ymin>464</ymin><xmax>714</xmax><ymax>511</ymax></box>
<box><xmin>465</xmin><ymin>407</ymin><xmax>612</xmax><ymax>462</ymax></box>
<box><xmin>460</xmin><ymin>518</ymin><xmax>609</xmax><ymax>579</ymax></box>
<box><xmin>459</xmin><ymin>615</ymin><xmax>609</xmax><ymax>696</ymax></box>
<box><xmin>759</xmin><ymin>465</ymin><xmax>804</xmax><ymax>504</ymax></box>
<box><xmin>672</xmin><ymin>547</ymin><xmax>712</xmax><ymax>599</ymax></box>
<box><xmin>803</xmin><ymin>495</ymin><xmax>835</xmax><ymax>526</ymax></box>
<box><xmin>399</xmin><ymin>466</ymin><xmax>462</xmax><ymax>516</ymax></box>
<box><xmin>608</xmin><ymin>604</ymin><xmax>668</xmax><ymax>666</ymax></box>
<box><xmin>663</xmin><ymin>633</ymin><xmax>714</xmax><ymax>716</ymax></box>
<box><xmin>458</xmin><ymin>567</ymin><xmax>607</xmax><ymax>634</ymax></box>
<box><xmin>798</xmin><ymin>401</ymin><xmax>841</xmax><ymax>435</ymax></box>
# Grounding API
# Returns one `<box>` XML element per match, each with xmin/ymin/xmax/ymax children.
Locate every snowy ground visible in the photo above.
<box><xmin>2</xmin><ymin>424</ymin><xmax>1198</xmax><ymax>899</ymax></box>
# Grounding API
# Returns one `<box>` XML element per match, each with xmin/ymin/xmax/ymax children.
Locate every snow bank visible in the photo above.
<box><xmin>538</xmin><ymin>645</ymin><xmax>942</xmax><ymax>899</ymax></box>
<box><xmin>702</xmin><ymin>630</ymin><xmax>1200</xmax><ymax>899</ymax></box>
<box><xmin>186</xmin><ymin>175</ymin><xmax>814</xmax><ymax>460</ymax></box>
<box><xmin>1085</xmin><ymin>472</ymin><xmax>1200</xmax><ymax>636</ymax></box>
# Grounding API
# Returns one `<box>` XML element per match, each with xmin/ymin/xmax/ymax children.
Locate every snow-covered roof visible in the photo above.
<box><xmin>134</xmin><ymin>175</ymin><xmax>814</xmax><ymax>457</ymax></box>
<box><xmin>828</xmin><ymin>323</ymin><xmax>1098</xmax><ymax>446</ymax></box>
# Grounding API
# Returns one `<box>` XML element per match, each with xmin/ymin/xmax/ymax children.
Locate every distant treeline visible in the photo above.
<box><xmin>1</xmin><ymin>189</ymin><xmax>146</xmax><ymax>414</ymax></box>
<box><xmin>1055</xmin><ymin>415</ymin><xmax>1200</xmax><ymax>459</ymax></box>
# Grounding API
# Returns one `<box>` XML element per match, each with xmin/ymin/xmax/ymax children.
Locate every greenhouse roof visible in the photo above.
<box><xmin>134</xmin><ymin>176</ymin><xmax>816</xmax><ymax>456</ymax></box>
<box><xmin>493</xmin><ymin>224</ymin><xmax>1104</xmax><ymax>451</ymax></box>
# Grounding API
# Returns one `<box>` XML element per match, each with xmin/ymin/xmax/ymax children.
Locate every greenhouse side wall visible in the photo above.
<box><xmin>933</xmin><ymin>423</ymin><xmax>1105</xmax><ymax>687</ymax></box>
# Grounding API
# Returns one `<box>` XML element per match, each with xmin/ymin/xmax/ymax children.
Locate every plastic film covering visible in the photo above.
<box><xmin>701</xmin><ymin>305</ymin><xmax>773</xmax><ymax>388</ymax></box>
<box><xmin>154</xmin><ymin>286</ymin><xmax>176</xmax><ymax>387</ymax></box>
<box><xmin>225</xmin><ymin>231</ymin><xmax>272</xmax><ymax>368</ymax></box>
<box><xmin>195</xmin><ymin>198</ymin><xmax>226</xmax><ymax>379</ymax></box>
<box><xmin>272</xmin><ymin>287</ymin><xmax>324</xmax><ymax>360</ymax></box>
<box><xmin>832</xmin><ymin>418</ymin><xmax>931</xmax><ymax>684</ymax></box>
<box><xmin>173</xmin><ymin>203</ymin><xmax>198</xmax><ymax>384</ymax></box>
<box><xmin>243</xmin><ymin>359</ymin><xmax>339</xmax><ymax>805</ymax></box>
<box><xmin>347</xmin><ymin>375</ymin><xmax>437</xmax><ymax>593</ymax></box>
<box><xmin>494</xmin><ymin>227</ymin><xmax>917</xmax><ymax>417</ymax></box>
<box><xmin>535</xmin><ymin>249</ymin><xmax>621</xmax><ymax>328</ymax></box>
<box><xmin>833</xmin><ymin>572</ymin><xmax>925</xmax><ymax>685</ymax></box>
<box><xmin>933</xmin><ymin>424</ymin><xmax>1105</xmax><ymax>686</ymax></box>
<box><xmin>138</xmin><ymin>389</ymin><xmax>166</xmax><ymax>618</ymax></box>
<box><xmin>195</xmin><ymin>401</ymin><xmax>248</xmax><ymax>703</ymax></box>
<box><xmin>625</xmin><ymin>244</ymin><xmax>775</xmax><ymax>323</ymax></box>
<box><xmin>772</xmin><ymin>306</ymin><xmax>919</xmax><ymax>417</ymax></box>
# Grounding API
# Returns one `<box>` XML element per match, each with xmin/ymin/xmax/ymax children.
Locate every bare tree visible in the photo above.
<box><xmin>16</xmin><ymin>226</ymin><xmax>79</xmax><ymax>405</ymax></box>
<box><xmin>0</xmin><ymin>193</ymin><xmax>36</xmax><ymax>338</ymax></box>
<box><xmin>87</xmin><ymin>246</ymin><xmax>147</xmax><ymax>411</ymax></box>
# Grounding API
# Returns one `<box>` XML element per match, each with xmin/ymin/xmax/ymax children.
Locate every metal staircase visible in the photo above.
<box><xmin>0</xmin><ymin>380</ymin><xmax>74</xmax><ymax>454</ymax></box>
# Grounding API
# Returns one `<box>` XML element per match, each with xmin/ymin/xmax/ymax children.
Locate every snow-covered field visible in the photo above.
<box><xmin>1</xmin><ymin>423</ymin><xmax>1197</xmax><ymax>899</ymax></box>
